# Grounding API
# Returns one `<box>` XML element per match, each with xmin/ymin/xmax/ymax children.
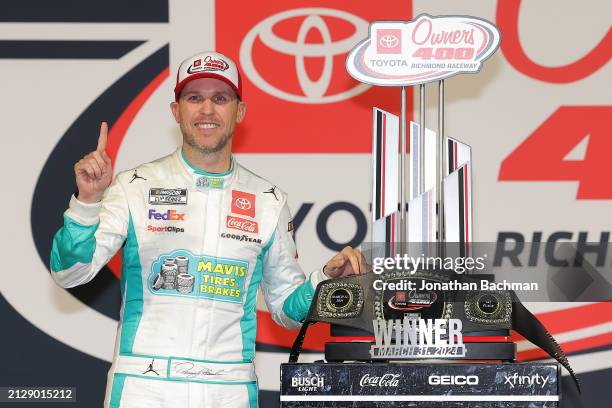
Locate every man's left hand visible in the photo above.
<box><xmin>323</xmin><ymin>246</ymin><xmax>369</xmax><ymax>278</ymax></box>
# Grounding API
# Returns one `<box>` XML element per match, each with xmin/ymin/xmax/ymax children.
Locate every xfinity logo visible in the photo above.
<box><xmin>291</xmin><ymin>372</ymin><xmax>325</xmax><ymax>392</ymax></box>
<box><xmin>428</xmin><ymin>375</ymin><xmax>479</xmax><ymax>386</ymax></box>
<box><xmin>359</xmin><ymin>373</ymin><xmax>400</xmax><ymax>387</ymax></box>
<box><xmin>503</xmin><ymin>373</ymin><xmax>550</xmax><ymax>389</ymax></box>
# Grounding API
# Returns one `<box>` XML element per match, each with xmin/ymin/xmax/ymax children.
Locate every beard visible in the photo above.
<box><xmin>181</xmin><ymin>122</ymin><xmax>233</xmax><ymax>154</ymax></box>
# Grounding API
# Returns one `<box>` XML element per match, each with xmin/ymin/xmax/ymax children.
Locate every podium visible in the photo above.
<box><xmin>281</xmin><ymin>362</ymin><xmax>560</xmax><ymax>407</ymax></box>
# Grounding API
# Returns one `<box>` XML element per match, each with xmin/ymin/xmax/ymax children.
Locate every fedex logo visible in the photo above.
<box><xmin>148</xmin><ymin>209</ymin><xmax>185</xmax><ymax>221</ymax></box>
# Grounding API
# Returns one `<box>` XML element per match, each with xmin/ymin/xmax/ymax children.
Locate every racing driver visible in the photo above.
<box><xmin>50</xmin><ymin>51</ymin><xmax>367</xmax><ymax>408</ymax></box>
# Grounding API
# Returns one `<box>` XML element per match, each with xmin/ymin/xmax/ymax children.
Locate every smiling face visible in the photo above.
<box><xmin>171</xmin><ymin>77</ymin><xmax>246</xmax><ymax>155</ymax></box>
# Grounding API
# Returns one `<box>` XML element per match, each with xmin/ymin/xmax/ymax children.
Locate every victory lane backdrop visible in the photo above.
<box><xmin>1</xmin><ymin>0</ymin><xmax>610</xmax><ymax>406</ymax></box>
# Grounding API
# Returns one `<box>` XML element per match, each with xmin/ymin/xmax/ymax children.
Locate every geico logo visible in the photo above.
<box><xmin>147</xmin><ymin>225</ymin><xmax>184</xmax><ymax>233</ymax></box>
<box><xmin>428</xmin><ymin>375</ymin><xmax>479</xmax><ymax>386</ymax></box>
<box><xmin>148</xmin><ymin>209</ymin><xmax>185</xmax><ymax>221</ymax></box>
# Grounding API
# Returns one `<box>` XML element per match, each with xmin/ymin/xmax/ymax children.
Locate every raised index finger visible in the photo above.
<box><xmin>97</xmin><ymin>122</ymin><xmax>108</xmax><ymax>152</ymax></box>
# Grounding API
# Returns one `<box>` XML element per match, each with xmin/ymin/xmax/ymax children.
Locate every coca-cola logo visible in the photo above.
<box><xmin>359</xmin><ymin>373</ymin><xmax>400</xmax><ymax>387</ymax></box>
<box><xmin>227</xmin><ymin>216</ymin><xmax>259</xmax><ymax>233</ymax></box>
<box><xmin>187</xmin><ymin>56</ymin><xmax>230</xmax><ymax>74</ymax></box>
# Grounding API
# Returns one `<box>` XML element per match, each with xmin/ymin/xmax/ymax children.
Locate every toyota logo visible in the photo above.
<box><xmin>235</xmin><ymin>197</ymin><xmax>252</xmax><ymax>210</ymax></box>
<box><xmin>379</xmin><ymin>34</ymin><xmax>399</xmax><ymax>48</ymax></box>
<box><xmin>240</xmin><ymin>8</ymin><xmax>371</xmax><ymax>104</ymax></box>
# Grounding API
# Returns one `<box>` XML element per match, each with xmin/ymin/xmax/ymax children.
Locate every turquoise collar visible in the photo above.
<box><xmin>180</xmin><ymin>148</ymin><xmax>234</xmax><ymax>177</ymax></box>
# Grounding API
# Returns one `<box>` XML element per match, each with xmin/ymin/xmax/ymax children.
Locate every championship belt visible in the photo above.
<box><xmin>288</xmin><ymin>270</ymin><xmax>581</xmax><ymax>392</ymax></box>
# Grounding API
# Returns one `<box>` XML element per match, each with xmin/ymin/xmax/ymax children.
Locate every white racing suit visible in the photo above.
<box><xmin>50</xmin><ymin>148</ymin><xmax>326</xmax><ymax>407</ymax></box>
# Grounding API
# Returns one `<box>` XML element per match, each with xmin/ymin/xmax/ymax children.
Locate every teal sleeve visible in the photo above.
<box><xmin>281</xmin><ymin>279</ymin><xmax>315</xmax><ymax>323</ymax></box>
<box><xmin>50</xmin><ymin>214</ymin><xmax>99</xmax><ymax>272</ymax></box>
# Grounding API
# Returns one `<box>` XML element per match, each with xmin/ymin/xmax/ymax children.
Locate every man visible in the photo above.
<box><xmin>50</xmin><ymin>51</ymin><xmax>366</xmax><ymax>408</ymax></box>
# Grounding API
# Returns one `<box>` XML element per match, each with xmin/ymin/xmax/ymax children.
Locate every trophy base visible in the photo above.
<box><xmin>281</xmin><ymin>362</ymin><xmax>561</xmax><ymax>407</ymax></box>
<box><xmin>325</xmin><ymin>341</ymin><xmax>516</xmax><ymax>362</ymax></box>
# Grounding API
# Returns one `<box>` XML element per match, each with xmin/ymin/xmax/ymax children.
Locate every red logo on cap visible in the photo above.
<box><xmin>203</xmin><ymin>55</ymin><xmax>229</xmax><ymax>71</ymax></box>
<box><xmin>231</xmin><ymin>190</ymin><xmax>256</xmax><ymax>218</ymax></box>
<box><xmin>187</xmin><ymin>56</ymin><xmax>230</xmax><ymax>74</ymax></box>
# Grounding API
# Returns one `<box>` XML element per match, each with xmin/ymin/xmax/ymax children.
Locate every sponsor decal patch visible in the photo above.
<box><xmin>149</xmin><ymin>188</ymin><xmax>188</xmax><ymax>205</ymax></box>
<box><xmin>226</xmin><ymin>215</ymin><xmax>258</xmax><ymax>233</ymax></box>
<box><xmin>148</xmin><ymin>251</ymin><xmax>249</xmax><ymax>303</ymax></box>
<box><xmin>148</xmin><ymin>209</ymin><xmax>185</xmax><ymax>221</ymax></box>
<box><xmin>221</xmin><ymin>232</ymin><xmax>262</xmax><ymax>244</ymax></box>
<box><xmin>147</xmin><ymin>225</ymin><xmax>184</xmax><ymax>234</ymax></box>
<box><xmin>196</xmin><ymin>176</ymin><xmax>224</xmax><ymax>189</ymax></box>
<box><xmin>231</xmin><ymin>190</ymin><xmax>256</xmax><ymax>218</ymax></box>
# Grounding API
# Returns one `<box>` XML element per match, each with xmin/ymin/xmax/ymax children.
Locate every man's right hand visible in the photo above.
<box><xmin>74</xmin><ymin>122</ymin><xmax>113</xmax><ymax>203</ymax></box>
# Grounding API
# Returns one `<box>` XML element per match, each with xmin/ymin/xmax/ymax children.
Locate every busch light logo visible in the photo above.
<box><xmin>359</xmin><ymin>373</ymin><xmax>400</xmax><ymax>387</ymax></box>
<box><xmin>291</xmin><ymin>371</ymin><xmax>325</xmax><ymax>392</ymax></box>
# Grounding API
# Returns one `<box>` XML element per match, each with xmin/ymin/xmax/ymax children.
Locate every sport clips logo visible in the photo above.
<box><xmin>147</xmin><ymin>209</ymin><xmax>185</xmax><ymax>233</ymax></box>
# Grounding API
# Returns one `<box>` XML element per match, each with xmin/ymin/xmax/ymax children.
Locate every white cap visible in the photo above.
<box><xmin>174</xmin><ymin>51</ymin><xmax>242</xmax><ymax>101</ymax></box>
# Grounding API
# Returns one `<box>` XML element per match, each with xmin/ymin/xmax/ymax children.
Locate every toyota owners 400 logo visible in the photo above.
<box><xmin>239</xmin><ymin>8</ymin><xmax>370</xmax><ymax>104</ymax></box>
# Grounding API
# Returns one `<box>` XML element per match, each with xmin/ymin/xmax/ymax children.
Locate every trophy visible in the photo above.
<box><xmin>282</xmin><ymin>14</ymin><xmax>578</xmax><ymax>407</ymax></box>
